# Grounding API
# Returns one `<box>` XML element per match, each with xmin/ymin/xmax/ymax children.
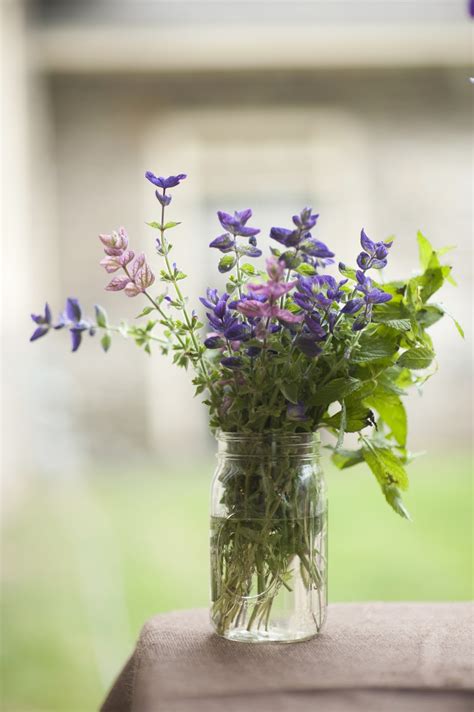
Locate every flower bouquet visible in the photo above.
<box><xmin>31</xmin><ymin>171</ymin><xmax>460</xmax><ymax>642</ymax></box>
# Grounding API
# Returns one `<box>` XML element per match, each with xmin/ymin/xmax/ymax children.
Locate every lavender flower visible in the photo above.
<box><xmin>202</xmin><ymin>291</ymin><xmax>251</xmax><ymax>348</ymax></box>
<box><xmin>270</xmin><ymin>207</ymin><xmax>334</xmax><ymax>271</ymax></box>
<box><xmin>145</xmin><ymin>171</ymin><xmax>187</xmax><ymax>206</ymax></box>
<box><xmin>30</xmin><ymin>303</ymin><xmax>52</xmax><ymax>341</ymax></box>
<box><xmin>287</xmin><ymin>402</ymin><xmax>309</xmax><ymax>421</ymax></box>
<box><xmin>356</xmin><ymin>229</ymin><xmax>393</xmax><ymax>271</ymax></box>
<box><xmin>217</xmin><ymin>209</ymin><xmax>260</xmax><ymax>238</ymax></box>
<box><xmin>55</xmin><ymin>298</ymin><xmax>95</xmax><ymax>352</ymax></box>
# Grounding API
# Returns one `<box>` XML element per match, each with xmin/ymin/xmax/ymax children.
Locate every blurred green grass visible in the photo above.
<box><xmin>2</xmin><ymin>452</ymin><xmax>472</xmax><ymax>712</ymax></box>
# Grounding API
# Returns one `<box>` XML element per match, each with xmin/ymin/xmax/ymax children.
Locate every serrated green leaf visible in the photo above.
<box><xmin>100</xmin><ymin>333</ymin><xmax>111</xmax><ymax>352</ymax></box>
<box><xmin>352</xmin><ymin>331</ymin><xmax>399</xmax><ymax>363</ymax></box>
<box><xmin>94</xmin><ymin>304</ymin><xmax>108</xmax><ymax>328</ymax></box>
<box><xmin>364</xmin><ymin>389</ymin><xmax>407</xmax><ymax>447</ymax></box>
<box><xmin>218</xmin><ymin>255</ymin><xmax>237</xmax><ymax>273</ymax></box>
<box><xmin>397</xmin><ymin>346</ymin><xmax>434</xmax><ymax>370</ymax></box>
<box><xmin>362</xmin><ymin>441</ymin><xmax>410</xmax><ymax>518</ymax></box>
<box><xmin>362</xmin><ymin>440</ymin><xmax>409</xmax><ymax>490</ymax></box>
<box><xmin>311</xmin><ymin>377</ymin><xmax>362</xmax><ymax>407</ymax></box>
<box><xmin>383</xmin><ymin>484</ymin><xmax>411</xmax><ymax>520</ymax></box>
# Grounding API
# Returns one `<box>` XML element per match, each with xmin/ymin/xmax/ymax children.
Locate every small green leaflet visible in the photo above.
<box><xmin>397</xmin><ymin>346</ymin><xmax>434</xmax><ymax>370</ymax></box>
<box><xmin>101</xmin><ymin>333</ymin><xmax>111</xmax><ymax>352</ymax></box>
<box><xmin>136</xmin><ymin>306</ymin><xmax>155</xmax><ymax>318</ymax></box>
<box><xmin>219</xmin><ymin>255</ymin><xmax>236</xmax><ymax>273</ymax></box>
<box><xmin>296</xmin><ymin>263</ymin><xmax>317</xmax><ymax>276</ymax></box>
<box><xmin>95</xmin><ymin>304</ymin><xmax>108</xmax><ymax>328</ymax></box>
<box><xmin>146</xmin><ymin>221</ymin><xmax>181</xmax><ymax>230</ymax></box>
<box><xmin>240</xmin><ymin>263</ymin><xmax>256</xmax><ymax>276</ymax></box>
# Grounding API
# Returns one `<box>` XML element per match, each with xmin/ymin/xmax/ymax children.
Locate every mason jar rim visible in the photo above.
<box><xmin>216</xmin><ymin>430</ymin><xmax>320</xmax><ymax>443</ymax></box>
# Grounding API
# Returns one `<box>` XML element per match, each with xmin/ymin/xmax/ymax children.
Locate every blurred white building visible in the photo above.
<box><xmin>2</xmin><ymin>0</ymin><xmax>472</xmax><ymax>478</ymax></box>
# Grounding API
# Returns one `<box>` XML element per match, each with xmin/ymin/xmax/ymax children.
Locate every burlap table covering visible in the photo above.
<box><xmin>101</xmin><ymin>602</ymin><xmax>473</xmax><ymax>712</ymax></box>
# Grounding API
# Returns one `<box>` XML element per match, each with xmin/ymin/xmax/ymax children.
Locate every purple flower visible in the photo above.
<box><xmin>341</xmin><ymin>298</ymin><xmax>364</xmax><ymax>315</ymax></box>
<box><xmin>217</xmin><ymin>209</ymin><xmax>260</xmax><ymax>238</ymax></box>
<box><xmin>355</xmin><ymin>271</ymin><xmax>392</xmax><ymax>305</ymax></box>
<box><xmin>199</xmin><ymin>288</ymin><xmax>219</xmax><ymax>310</ymax></box>
<box><xmin>292</xmin><ymin>207</ymin><xmax>319</xmax><ymax>231</ymax></box>
<box><xmin>145</xmin><ymin>171</ymin><xmax>187</xmax><ymax>189</ymax></box>
<box><xmin>356</xmin><ymin>229</ymin><xmax>393</xmax><ymax>271</ymax></box>
<box><xmin>202</xmin><ymin>290</ymin><xmax>251</xmax><ymax>347</ymax></box>
<box><xmin>269</xmin><ymin>227</ymin><xmax>301</xmax><ymax>247</ymax></box>
<box><xmin>299</xmin><ymin>238</ymin><xmax>334</xmax><ymax>260</ymax></box>
<box><xmin>155</xmin><ymin>190</ymin><xmax>172</xmax><ymax>207</ymax></box>
<box><xmin>30</xmin><ymin>303</ymin><xmax>52</xmax><ymax>341</ymax></box>
<box><xmin>287</xmin><ymin>402</ymin><xmax>309</xmax><ymax>422</ymax></box>
<box><xmin>221</xmin><ymin>356</ymin><xmax>243</xmax><ymax>370</ymax></box>
<box><xmin>209</xmin><ymin>233</ymin><xmax>235</xmax><ymax>253</ymax></box>
<box><xmin>294</xmin><ymin>275</ymin><xmax>347</xmax><ymax>313</ymax></box>
<box><xmin>53</xmin><ymin>298</ymin><xmax>95</xmax><ymax>352</ymax></box>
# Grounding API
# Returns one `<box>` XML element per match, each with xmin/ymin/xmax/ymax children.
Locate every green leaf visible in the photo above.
<box><xmin>240</xmin><ymin>263</ymin><xmax>256</xmax><ymax>276</ymax></box>
<box><xmin>338</xmin><ymin>264</ymin><xmax>357</xmax><ymax>280</ymax></box>
<box><xmin>417</xmin><ymin>231</ymin><xmax>434</xmax><ymax>271</ymax></box>
<box><xmin>364</xmin><ymin>389</ymin><xmax>407</xmax><ymax>447</ymax></box>
<box><xmin>383</xmin><ymin>485</ymin><xmax>411</xmax><ymax>520</ymax></box>
<box><xmin>94</xmin><ymin>304</ymin><xmax>108</xmax><ymax>328</ymax></box>
<box><xmin>146</xmin><ymin>221</ymin><xmax>162</xmax><ymax>230</ymax></box>
<box><xmin>311</xmin><ymin>377</ymin><xmax>362</xmax><ymax>407</ymax></box>
<box><xmin>372</xmin><ymin>301</ymin><xmax>411</xmax><ymax>326</ymax></box>
<box><xmin>163</xmin><ymin>221</ymin><xmax>181</xmax><ymax>230</ymax></box>
<box><xmin>296</xmin><ymin>263</ymin><xmax>317</xmax><ymax>276</ymax></box>
<box><xmin>331</xmin><ymin>448</ymin><xmax>364</xmax><ymax>470</ymax></box>
<box><xmin>279</xmin><ymin>380</ymin><xmax>299</xmax><ymax>405</ymax></box>
<box><xmin>362</xmin><ymin>441</ymin><xmax>409</xmax><ymax>491</ymax></box>
<box><xmin>136</xmin><ymin>306</ymin><xmax>155</xmax><ymax>318</ymax></box>
<box><xmin>100</xmin><ymin>333</ymin><xmax>111</xmax><ymax>352</ymax></box>
<box><xmin>324</xmin><ymin>401</ymin><xmax>374</xmax><ymax>433</ymax></box>
<box><xmin>352</xmin><ymin>331</ymin><xmax>399</xmax><ymax>363</ymax></box>
<box><xmin>362</xmin><ymin>441</ymin><xmax>410</xmax><ymax>518</ymax></box>
<box><xmin>397</xmin><ymin>346</ymin><xmax>434</xmax><ymax>370</ymax></box>
<box><xmin>420</xmin><ymin>265</ymin><xmax>451</xmax><ymax>303</ymax></box>
<box><xmin>416</xmin><ymin>305</ymin><xmax>444</xmax><ymax>328</ymax></box>
<box><xmin>218</xmin><ymin>255</ymin><xmax>237</xmax><ymax>273</ymax></box>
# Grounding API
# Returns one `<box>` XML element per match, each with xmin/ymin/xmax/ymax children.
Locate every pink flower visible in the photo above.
<box><xmin>105</xmin><ymin>276</ymin><xmax>130</xmax><ymax>292</ymax></box>
<box><xmin>100</xmin><ymin>250</ymin><xmax>135</xmax><ymax>274</ymax></box>
<box><xmin>99</xmin><ymin>227</ymin><xmax>129</xmax><ymax>256</ymax></box>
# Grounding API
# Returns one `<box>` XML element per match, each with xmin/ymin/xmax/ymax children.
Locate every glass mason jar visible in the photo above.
<box><xmin>210</xmin><ymin>432</ymin><xmax>327</xmax><ymax>643</ymax></box>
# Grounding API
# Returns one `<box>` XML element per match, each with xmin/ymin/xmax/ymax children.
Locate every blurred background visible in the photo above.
<box><xmin>1</xmin><ymin>1</ymin><xmax>472</xmax><ymax>710</ymax></box>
